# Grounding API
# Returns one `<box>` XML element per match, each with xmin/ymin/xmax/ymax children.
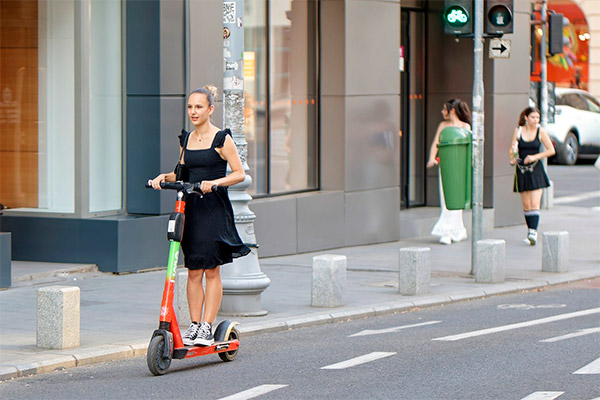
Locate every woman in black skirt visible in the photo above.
<box><xmin>151</xmin><ymin>86</ymin><xmax>250</xmax><ymax>346</ymax></box>
<box><xmin>509</xmin><ymin>106</ymin><xmax>555</xmax><ymax>246</ymax></box>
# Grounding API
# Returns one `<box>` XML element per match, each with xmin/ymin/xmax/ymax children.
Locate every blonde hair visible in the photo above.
<box><xmin>190</xmin><ymin>85</ymin><xmax>218</xmax><ymax>106</ymax></box>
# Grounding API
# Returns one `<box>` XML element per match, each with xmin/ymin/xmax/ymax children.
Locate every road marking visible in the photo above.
<box><xmin>349</xmin><ymin>321</ymin><xmax>441</xmax><ymax>337</ymax></box>
<box><xmin>432</xmin><ymin>307</ymin><xmax>600</xmax><ymax>341</ymax></box>
<box><xmin>540</xmin><ymin>327</ymin><xmax>600</xmax><ymax>342</ymax></box>
<box><xmin>573</xmin><ymin>357</ymin><xmax>600</xmax><ymax>374</ymax></box>
<box><xmin>321</xmin><ymin>352</ymin><xmax>396</xmax><ymax>370</ymax></box>
<box><xmin>218</xmin><ymin>385</ymin><xmax>289</xmax><ymax>400</ymax></box>
<box><xmin>554</xmin><ymin>191</ymin><xmax>600</xmax><ymax>204</ymax></box>
<box><xmin>497</xmin><ymin>304</ymin><xmax>566</xmax><ymax>310</ymax></box>
<box><xmin>520</xmin><ymin>392</ymin><xmax>564</xmax><ymax>400</ymax></box>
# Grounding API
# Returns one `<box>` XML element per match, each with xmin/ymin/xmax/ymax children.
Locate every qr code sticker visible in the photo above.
<box><xmin>223</xmin><ymin>2</ymin><xmax>236</xmax><ymax>24</ymax></box>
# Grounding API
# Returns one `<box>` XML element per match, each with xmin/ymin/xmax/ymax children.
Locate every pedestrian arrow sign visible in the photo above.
<box><xmin>489</xmin><ymin>38</ymin><xmax>510</xmax><ymax>59</ymax></box>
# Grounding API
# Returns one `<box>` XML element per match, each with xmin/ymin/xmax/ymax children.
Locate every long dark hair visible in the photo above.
<box><xmin>444</xmin><ymin>98</ymin><xmax>472</xmax><ymax>126</ymax></box>
<box><xmin>517</xmin><ymin>106</ymin><xmax>540</xmax><ymax>126</ymax></box>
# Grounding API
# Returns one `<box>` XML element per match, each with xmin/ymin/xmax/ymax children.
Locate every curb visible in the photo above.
<box><xmin>12</xmin><ymin>265</ymin><xmax>98</xmax><ymax>283</ymax></box>
<box><xmin>1</xmin><ymin>270</ymin><xmax>598</xmax><ymax>382</ymax></box>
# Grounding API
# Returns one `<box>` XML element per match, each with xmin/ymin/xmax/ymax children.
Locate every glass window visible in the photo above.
<box><xmin>564</xmin><ymin>93</ymin><xmax>587</xmax><ymax>111</ymax></box>
<box><xmin>244</xmin><ymin>1</ymin><xmax>267</xmax><ymax>195</ymax></box>
<box><xmin>1</xmin><ymin>0</ymin><xmax>75</xmax><ymax>212</ymax></box>
<box><xmin>243</xmin><ymin>0</ymin><xmax>319</xmax><ymax>196</ymax></box>
<box><xmin>583</xmin><ymin>94</ymin><xmax>600</xmax><ymax>113</ymax></box>
<box><xmin>268</xmin><ymin>0</ymin><xmax>318</xmax><ymax>193</ymax></box>
<box><xmin>89</xmin><ymin>0</ymin><xmax>122</xmax><ymax>213</ymax></box>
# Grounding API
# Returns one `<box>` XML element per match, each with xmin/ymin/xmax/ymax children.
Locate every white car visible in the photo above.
<box><xmin>547</xmin><ymin>88</ymin><xmax>600</xmax><ymax>165</ymax></box>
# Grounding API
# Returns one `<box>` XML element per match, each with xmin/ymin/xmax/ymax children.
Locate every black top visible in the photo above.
<box><xmin>513</xmin><ymin>126</ymin><xmax>550</xmax><ymax>193</ymax></box>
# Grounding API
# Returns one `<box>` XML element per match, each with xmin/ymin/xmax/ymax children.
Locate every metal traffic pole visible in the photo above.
<box><xmin>221</xmin><ymin>0</ymin><xmax>270</xmax><ymax>316</ymax></box>
<box><xmin>540</xmin><ymin>0</ymin><xmax>550</xmax><ymax>209</ymax></box>
<box><xmin>471</xmin><ymin>0</ymin><xmax>485</xmax><ymax>276</ymax></box>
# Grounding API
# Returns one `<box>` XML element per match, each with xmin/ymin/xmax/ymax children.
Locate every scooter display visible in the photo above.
<box><xmin>145</xmin><ymin>180</ymin><xmax>240</xmax><ymax>376</ymax></box>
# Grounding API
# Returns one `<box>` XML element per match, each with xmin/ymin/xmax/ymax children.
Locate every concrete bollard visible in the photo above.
<box><xmin>542</xmin><ymin>231</ymin><xmax>569</xmax><ymax>273</ymax></box>
<box><xmin>176</xmin><ymin>270</ymin><xmax>191</xmax><ymax>327</ymax></box>
<box><xmin>311</xmin><ymin>254</ymin><xmax>346</xmax><ymax>307</ymax></box>
<box><xmin>398</xmin><ymin>247</ymin><xmax>430</xmax><ymax>295</ymax></box>
<box><xmin>475</xmin><ymin>239</ymin><xmax>505</xmax><ymax>283</ymax></box>
<box><xmin>37</xmin><ymin>286</ymin><xmax>80</xmax><ymax>349</ymax></box>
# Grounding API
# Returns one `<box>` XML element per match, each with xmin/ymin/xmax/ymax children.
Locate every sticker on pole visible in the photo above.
<box><xmin>489</xmin><ymin>38</ymin><xmax>510</xmax><ymax>59</ymax></box>
<box><xmin>223</xmin><ymin>2</ymin><xmax>236</xmax><ymax>24</ymax></box>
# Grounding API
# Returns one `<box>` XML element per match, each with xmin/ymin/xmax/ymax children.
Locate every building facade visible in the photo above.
<box><xmin>1</xmin><ymin>0</ymin><xmax>545</xmax><ymax>272</ymax></box>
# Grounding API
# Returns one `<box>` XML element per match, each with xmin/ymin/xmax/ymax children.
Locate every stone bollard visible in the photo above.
<box><xmin>475</xmin><ymin>239</ymin><xmax>505</xmax><ymax>283</ymax></box>
<box><xmin>398</xmin><ymin>247</ymin><xmax>430</xmax><ymax>295</ymax></box>
<box><xmin>176</xmin><ymin>270</ymin><xmax>191</xmax><ymax>327</ymax></box>
<box><xmin>37</xmin><ymin>286</ymin><xmax>80</xmax><ymax>349</ymax></box>
<box><xmin>311</xmin><ymin>255</ymin><xmax>346</xmax><ymax>307</ymax></box>
<box><xmin>542</xmin><ymin>231</ymin><xmax>569</xmax><ymax>273</ymax></box>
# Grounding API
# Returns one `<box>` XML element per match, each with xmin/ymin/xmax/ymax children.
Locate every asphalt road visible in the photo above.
<box><xmin>1</xmin><ymin>279</ymin><xmax>598</xmax><ymax>400</ymax></box>
<box><xmin>548</xmin><ymin>163</ymin><xmax>600</xmax><ymax>208</ymax></box>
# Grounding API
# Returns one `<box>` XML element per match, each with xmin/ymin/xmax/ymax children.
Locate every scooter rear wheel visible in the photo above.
<box><xmin>147</xmin><ymin>335</ymin><xmax>172</xmax><ymax>375</ymax></box>
<box><xmin>218</xmin><ymin>326</ymin><xmax>240</xmax><ymax>362</ymax></box>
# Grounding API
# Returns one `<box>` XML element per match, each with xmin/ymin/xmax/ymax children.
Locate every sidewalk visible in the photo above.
<box><xmin>1</xmin><ymin>205</ymin><xmax>598</xmax><ymax>381</ymax></box>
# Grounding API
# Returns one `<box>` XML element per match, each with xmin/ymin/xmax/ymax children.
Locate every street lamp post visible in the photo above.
<box><xmin>221</xmin><ymin>0</ymin><xmax>270</xmax><ymax>316</ymax></box>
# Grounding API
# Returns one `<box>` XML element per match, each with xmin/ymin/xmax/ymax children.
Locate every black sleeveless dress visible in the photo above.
<box><xmin>179</xmin><ymin>129</ymin><xmax>250</xmax><ymax>269</ymax></box>
<box><xmin>513</xmin><ymin>126</ymin><xmax>550</xmax><ymax>193</ymax></box>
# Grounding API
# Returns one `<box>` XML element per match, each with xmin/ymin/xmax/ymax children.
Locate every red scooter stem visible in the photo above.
<box><xmin>158</xmin><ymin>197</ymin><xmax>186</xmax><ymax>349</ymax></box>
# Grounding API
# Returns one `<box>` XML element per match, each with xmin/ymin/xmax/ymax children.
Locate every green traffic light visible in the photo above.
<box><xmin>444</xmin><ymin>5</ymin><xmax>470</xmax><ymax>27</ymax></box>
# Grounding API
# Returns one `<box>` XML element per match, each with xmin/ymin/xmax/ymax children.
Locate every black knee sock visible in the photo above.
<box><xmin>524</xmin><ymin>210</ymin><xmax>540</xmax><ymax>230</ymax></box>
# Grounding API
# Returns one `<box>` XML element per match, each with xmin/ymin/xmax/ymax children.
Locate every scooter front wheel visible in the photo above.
<box><xmin>147</xmin><ymin>335</ymin><xmax>172</xmax><ymax>375</ymax></box>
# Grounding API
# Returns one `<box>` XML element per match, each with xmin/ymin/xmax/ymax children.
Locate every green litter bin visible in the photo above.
<box><xmin>437</xmin><ymin>127</ymin><xmax>472</xmax><ymax>210</ymax></box>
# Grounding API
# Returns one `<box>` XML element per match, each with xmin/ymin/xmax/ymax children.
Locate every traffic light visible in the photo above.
<box><xmin>443</xmin><ymin>0</ymin><xmax>473</xmax><ymax>36</ymax></box>
<box><xmin>485</xmin><ymin>0</ymin><xmax>513</xmax><ymax>36</ymax></box>
<box><xmin>548</xmin><ymin>13</ymin><xmax>568</xmax><ymax>55</ymax></box>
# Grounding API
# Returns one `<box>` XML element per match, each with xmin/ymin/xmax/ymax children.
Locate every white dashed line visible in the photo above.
<box><xmin>218</xmin><ymin>384</ymin><xmax>289</xmax><ymax>400</ymax></box>
<box><xmin>432</xmin><ymin>307</ymin><xmax>600</xmax><ymax>341</ymax></box>
<box><xmin>349</xmin><ymin>321</ymin><xmax>441</xmax><ymax>337</ymax></box>
<box><xmin>321</xmin><ymin>352</ymin><xmax>396</xmax><ymax>370</ymax></box>
<box><xmin>519</xmin><ymin>392</ymin><xmax>564</xmax><ymax>400</ymax></box>
<box><xmin>521</xmin><ymin>392</ymin><xmax>564</xmax><ymax>400</ymax></box>
<box><xmin>540</xmin><ymin>327</ymin><xmax>600</xmax><ymax>342</ymax></box>
<box><xmin>573</xmin><ymin>357</ymin><xmax>600</xmax><ymax>375</ymax></box>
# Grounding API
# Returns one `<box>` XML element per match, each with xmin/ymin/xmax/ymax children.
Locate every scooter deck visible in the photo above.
<box><xmin>173</xmin><ymin>339</ymin><xmax>240</xmax><ymax>359</ymax></box>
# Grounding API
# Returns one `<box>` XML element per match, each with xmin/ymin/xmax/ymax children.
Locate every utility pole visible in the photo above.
<box><xmin>471</xmin><ymin>0</ymin><xmax>485</xmax><ymax>276</ymax></box>
<box><xmin>540</xmin><ymin>0</ymin><xmax>550</xmax><ymax>209</ymax></box>
<box><xmin>221</xmin><ymin>0</ymin><xmax>270</xmax><ymax>316</ymax></box>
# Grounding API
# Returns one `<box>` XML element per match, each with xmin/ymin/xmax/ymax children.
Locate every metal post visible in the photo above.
<box><xmin>540</xmin><ymin>0</ymin><xmax>550</xmax><ymax>209</ymax></box>
<box><xmin>471</xmin><ymin>0</ymin><xmax>485</xmax><ymax>276</ymax></box>
<box><xmin>221</xmin><ymin>0</ymin><xmax>270</xmax><ymax>316</ymax></box>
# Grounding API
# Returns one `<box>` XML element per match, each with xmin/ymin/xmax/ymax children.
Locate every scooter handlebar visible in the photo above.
<box><xmin>145</xmin><ymin>180</ymin><xmax>218</xmax><ymax>193</ymax></box>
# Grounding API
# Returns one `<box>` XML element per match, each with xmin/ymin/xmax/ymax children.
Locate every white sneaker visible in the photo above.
<box><xmin>527</xmin><ymin>229</ymin><xmax>538</xmax><ymax>246</ymax></box>
<box><xmin>439</xmin><ymin>235</ymin><xmax>452</xmax><ymax>245</ymax></box>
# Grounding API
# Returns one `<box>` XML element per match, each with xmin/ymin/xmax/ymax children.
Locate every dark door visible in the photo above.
<box><xmin>400</xmin><ymin>9</ymin><xmax>426</xmax><ymax>209</ymax></box>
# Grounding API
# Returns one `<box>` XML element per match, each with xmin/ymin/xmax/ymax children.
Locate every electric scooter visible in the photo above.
<box><xmin>144</xmin><ymin>180</ymin><xmax>240</xmax><ymax>376</ymax></box>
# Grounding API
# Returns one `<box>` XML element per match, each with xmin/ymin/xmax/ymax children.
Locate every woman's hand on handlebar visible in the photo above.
<box><xmin>200</xmin><ymin>180</ymin><xmax>218</xmax><ymax>194</ymax></box>
<box><xmin>151</xmin><ymin>174</ymin><xmax>166</xmax><ymax>190</ymax></box>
